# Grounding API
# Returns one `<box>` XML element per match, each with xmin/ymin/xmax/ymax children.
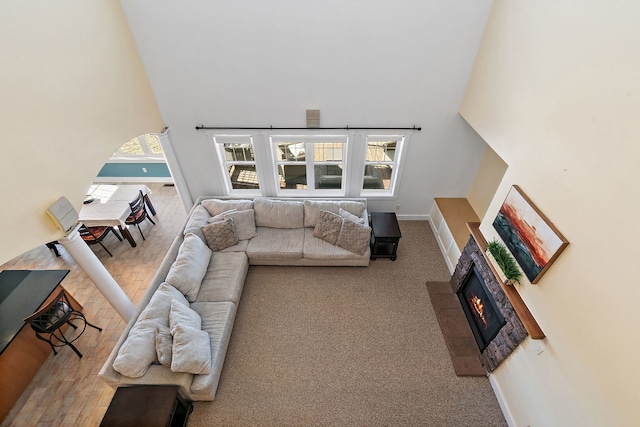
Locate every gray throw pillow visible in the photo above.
<box><xmin>155</xmin><ymin>325</ymin><xmax>172</xmax><ymax>367</ymax></box>
<box><xmin>336</xmin><ymin>219</ymin><xmax>372</xmax><ymax>255</ymax></box>
<box><xmin>201</xmin><ymin>217</ymin><xmax>239</xmax><ymax>251</ymax></box>
<box><xmin>313</xmin><ymin>210</ymin><xmax>344</xmax><ymax>245</ymax></box>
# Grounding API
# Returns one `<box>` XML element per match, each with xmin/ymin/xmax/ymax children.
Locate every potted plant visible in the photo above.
<box><xmin>486</xmin><ymin>239</ymin><xmax>522</xmax><ymax>286</ymax></box>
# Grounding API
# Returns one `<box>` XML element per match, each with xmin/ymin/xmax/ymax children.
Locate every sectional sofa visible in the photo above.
<box><xmin>99</xmin><ymin>197</ymin><xmax>371</xmax><ymax>401</ymax></box>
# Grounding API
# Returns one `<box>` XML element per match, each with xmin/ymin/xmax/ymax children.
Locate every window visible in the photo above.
<box><xmin>362</xmin><ymin>136</ymin><xmax>404</xmax><ymax>194</ymax></box>
<box><xmin>114</xmin><ymin>134</ymin><xmax>164</xmax><ymax>159</ymax></box>
<box><xmin>210</xmin><ymin>130</ymin><xmax>411</xmax><ymax>198</ymax></box>
<box><xmin>272</xmin><ymin>135</ymin><xmax>347</xmax><ymax>194</ymax></box>
<box><xmin>214</xmin><ymin>135</ymin><xmax>260</xmax><ymax>192</ymax></box>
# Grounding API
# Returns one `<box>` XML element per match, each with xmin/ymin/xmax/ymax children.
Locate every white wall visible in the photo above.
<box><xmin>0</xmin><ymin>0</ymin><xmax>163</xmax><ymax>265</ymax></box>
<box><xmin>120</xmin><ymin>0</ymin><xmax>493</xmax><ymax>214</ymax></box>
<box><xmin>460</xmin><ymin>1</ymin><xmax>640</xmax><ymax>425</ymax></box>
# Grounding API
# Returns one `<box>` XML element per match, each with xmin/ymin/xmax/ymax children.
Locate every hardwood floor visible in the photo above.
<box><xmin>1</xmin><ymin>184</ymin><xmax>187</xmax><ymax>427</ymax></box>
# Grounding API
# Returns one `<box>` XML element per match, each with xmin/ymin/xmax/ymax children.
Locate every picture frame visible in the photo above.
<box><xmin>492</xmin><ymin>185</ymin><xmax>568</xmax><ymax>284</ymax></box>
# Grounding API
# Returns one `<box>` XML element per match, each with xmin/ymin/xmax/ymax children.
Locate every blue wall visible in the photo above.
<box><xmin>97</xmin><ymin>162</ymin><xmax>171</xmax><ymax>178</ymax></box>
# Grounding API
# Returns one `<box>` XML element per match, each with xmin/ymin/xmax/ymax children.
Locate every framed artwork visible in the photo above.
<box><xmin>492</xmin><ymin>185</ymin><xmax>568</xmax><ymax>284</ymax></box>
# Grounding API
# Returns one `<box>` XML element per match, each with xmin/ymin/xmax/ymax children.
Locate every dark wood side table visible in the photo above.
<box><xmin>100</xmin><ymin>385</ymin><xmax>193</xmax><ymax>427</ymax></box>
<box><xmin>369</xmin><ymin>212</ymin><xmax>402</xmax><ymax>261</ymax></box>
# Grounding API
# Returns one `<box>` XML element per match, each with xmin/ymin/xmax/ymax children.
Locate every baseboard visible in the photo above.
<box><xmin>488</xmin><ymin>374</ymin><xmax>517</xmax><ymax>427</ymax></box>
<box><xmin>396</xmin><ymin>214</ymin><xmax>430</xmax><ymax>221</ymax></box>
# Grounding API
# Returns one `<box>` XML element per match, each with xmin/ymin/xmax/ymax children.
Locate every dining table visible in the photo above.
<box><xmin>78</xmin><ymin>184</ymin><xmax>155</xmax><ymax>247</ymax></box>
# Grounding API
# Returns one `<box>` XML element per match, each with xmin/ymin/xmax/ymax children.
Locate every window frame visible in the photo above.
<box><xmin>270</xmin><ymin>134</ymin><xmax>349</xmax><ymax>197</ymax></box>
<box><xmin>109</xmin><ymin>134</ymin><xmax>165</xmax><ymax>163</ymax></box>
<box><xmin>213</xmin><ymin>134</ymin><xmax>262</xmax><ymax>196</ymax></box>
<box><xmin>360</xmin><ymin>134</ymin><xmax>406</xmax><ymax>198</ymax></box>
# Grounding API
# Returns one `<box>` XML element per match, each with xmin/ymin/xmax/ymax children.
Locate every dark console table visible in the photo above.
<box><xmin>100</xmin><ymin>385</ymin><xmax>193</xmax><ymax>427</ymax></box>
<box><xmin>370</xmin><ymin>212</ymin><xmax>402</xmax><ymax>261</ymax></box>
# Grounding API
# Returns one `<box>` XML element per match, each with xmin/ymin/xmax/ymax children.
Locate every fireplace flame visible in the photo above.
<box><xmin>471</xmin><ymin>294</ymin><xmax>488</xmax><ymax>329</ymax></box>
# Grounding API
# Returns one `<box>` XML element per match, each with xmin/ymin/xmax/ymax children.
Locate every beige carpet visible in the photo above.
<box><xmin>188</xmin><ymin>221</ymin><xmax>507</xmax><ymax>426</ymax></box>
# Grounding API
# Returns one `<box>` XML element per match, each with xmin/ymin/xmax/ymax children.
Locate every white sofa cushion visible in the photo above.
<box><xmin>190</xmin><ymin>301</ymin><xmax>236</xmax><ymax>396</ymax></box>
<box><xmin>223</xmin><ymin>209</ymin><xmax>257</xmax><ymax>240</ymax></box>
<box><xmin>201</xmin><ymin>199</ymin><xmax>253</xmax><ymax>216</ymax></box>
<box><xmin>339</xmin><ymin>207</ymin><xmax>366</xmax><ymax>225</ymax></box>
<box><xmin>201</xmin><ymin>218</ymin><xmax>239</xmax><ymax>252</ymax></box>
<box><xmin>165</xmin><ymin>233</ymin><xmax>212</xmax><ymax>302</ymax></box>
<box><xmin>303</xmin><ymin>228</ymin><xmax>369</xmax><ymax>260</ymax></box>
<box><xmin>196</xmin><ymin>252</ymin><xmax>249</xmax><ymax>304</ymax></box>
<box><xmin>254</xmin><ymin>198</ymin><xmax>304</xmax><ymax>228</ymax></box>
<box><xmin>336</xmin><ymin>219</ymin><xmax>372</xmax><ymax>255</ymax></box>
<box><xmin>312</xmin><ymin>210</ymin><xmax>343</xmax><ymax>245</ymax></box>
<box><xmin>183</xmin><ymin>205</ymin><xmax>211</xmax><ymax>242</ymax></box>
<box><xmin>171</xmin><ymin>324</ymin><xmax>212</xmax><ymax>375</ymax></box>
<box><xmin>303</xmin><ymin>200</ymin><xmax>341</xmax><ymax>227</ymax></box>
<box><xmin>338</xmin><ymin>201</ymin><xmax>366</xmax><ymax>218</ymax></box>
<box><xmin>169</xmin><ymin>299</ymin><xmax>202</xmax><ymax>334</ymax></box>
<box><xmin>113</xmin><ymin>283</ymin><xmax>189</xmax><ymax>378</ymax></box>
<box><xmin>246</xmin><ymin>227</ymin><xmax>304</xmax><ymax>260</ymax></box>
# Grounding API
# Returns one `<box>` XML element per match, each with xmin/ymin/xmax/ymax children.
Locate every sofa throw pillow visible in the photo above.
<box><xmin>201</xmin><ymin>199</ymin><xmax>253</xmax><ymax>216</ymax></box>
<box><xmin>312</xmin><ymin>210</ymin><xmax>344</xmax><ymax>245</ymax></box>
<box><xmin>339</xmin><ymin>207</ymin><xmax>366</xmax><ymax>225</ymax></box>
<box><xmin>165</xmin><ymin>233</ymin><xmax>212</xmax><ymax>302</ymax></box>
<box><xmin>223</xmin><ymin>209</ymin><xmax>257</xmax><ymax>240</ymax></box>
<box><xmin>201</xmin><ymin>217</ymin><xmax>239</xmax><ymax>251</ymax></box>
<box><xmin>207</xmin><ymin>209</ymin><xmax>237</xmax><ymax>224</ymax></box>
<box><xmin>338</xmin><ymin>201</ymin><xmax>366</xmax><ymax>217</ymax></box>
<box><xmin>336</xmin><ymin>219</ymin><xmax>372</xmax><ymax>255</ymax></box>
<box><xmin>183</xmin><ymin>205</ymin><xmax>211</xmax><ymax>243</ymax></box>
<box><xmin>171</xmin><ymin>324</ymin><xmax>212</xmax><ymax>375</ymax></box>
<box><xmin>169</xmin><ymin>299</ymin><xmax>202</xmax><ymax>334</ymax></box>
<box><xmin>113</xmin><ymin>283</ymin><xmax>189</xmax><ymax>378</ymax></box>
<box><xmin>155</xmin><ymin>325</ymin><xmax>173</xmax><ymax>367</ymax></box>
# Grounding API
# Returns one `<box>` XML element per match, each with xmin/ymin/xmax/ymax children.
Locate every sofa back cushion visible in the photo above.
<box><xmin>201</xmin><ymin>199</ymin><xmax>253</xmax><ymax>216</ymax></box>
<box><xmin>303</xmin><ymin>200</ymin><xmax>367</xmax><ymax>227</ymax></box>
<box><xmin>165</xmin><ymin>233</ymin><xmax>212</xmax><ymax>302</ymax></box>
<box><xmin>303</xmin><ymin>200</ymin><xmax>340</xmax><ymax>228</ymax></box>
<box><xmin>183</xmin><ymin>205</ymin><xmax>211</xmax><ymax>242</ymax></box>
<box><xmin>254</xmin><ymin>197</ymin><xmax>304</xmax><ymax>228</ymax></box>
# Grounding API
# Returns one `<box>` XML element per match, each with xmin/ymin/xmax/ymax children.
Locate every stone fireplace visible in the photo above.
<box><xmin>451</xmin><ymin>234</ymin><xmax>528</xmax><ymax>371</ymax></box>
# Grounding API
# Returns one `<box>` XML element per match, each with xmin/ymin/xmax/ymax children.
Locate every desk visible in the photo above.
<box><xmin>79</xmin><ymin>185</ymin><xmax>154</xmax><ymax>247</ymax></box>
<box><xmin>0</xmin><ymin>270</ymin><xmax>80</xmax><ymax>423</ymax></box>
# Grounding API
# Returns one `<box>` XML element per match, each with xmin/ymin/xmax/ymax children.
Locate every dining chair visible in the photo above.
<box><xmin>23</xmin><ymin>288</ymin><xmax>102</xmax><ymax>358</ymax></box>
<box><xmin>79</xmin><ymin>224</ymin><xmax>122</xmax><ymax>257</ymax></box>
<box><xmin>125</xmin><ymin>190</ymin><xmax>156</xmax><ymax>240</ymax></box>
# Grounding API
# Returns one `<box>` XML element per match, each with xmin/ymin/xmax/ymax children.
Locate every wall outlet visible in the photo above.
<box><xmin>535</xmin><ymin>344</ymin><xmax>544</xmax><ymax>355</ymax></box>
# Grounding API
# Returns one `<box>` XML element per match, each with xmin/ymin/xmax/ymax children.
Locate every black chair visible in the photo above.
<box><xmin>23</xmin><ymin>289</ymin><xmax>102</xmax><ymax>358</ymax></box>
<box><xmin>125</xmin><ymin>190</ymin><xmax>155</xmax><ymax>240</ymax></box>
<box><xmin>79</xmin><ymin>224</ymin><xmax>122</xmax><ymax>257</ymax></box>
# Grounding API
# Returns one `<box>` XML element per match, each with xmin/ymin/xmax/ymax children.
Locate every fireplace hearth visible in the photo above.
<box><xmin>451</xmin><ymin>235</ymin><xmax>528</xmax><ymax>371</ymax></box>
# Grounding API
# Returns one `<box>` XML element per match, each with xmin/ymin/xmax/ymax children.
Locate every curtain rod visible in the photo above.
<box><xmin>195</xmin><ymin>125</ymin><xmax>421</xmax><ymax>131</ymax></box>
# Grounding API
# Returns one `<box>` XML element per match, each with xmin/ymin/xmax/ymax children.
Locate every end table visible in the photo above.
<box><xmin>370</xmin><ymin>212</ymin><xmax>402</xmax><ymax>261</ymax></box>
<box><xmin>100</xmin><ymin>385</ymin><xmax>193</xmax><ymax>427</ymax></box>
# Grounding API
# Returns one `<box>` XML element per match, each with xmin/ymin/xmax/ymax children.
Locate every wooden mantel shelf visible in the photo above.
<box><xmin>467</xmin><ymin>222</ymin><xmax>545</xmax><ymax>340</ymax></box>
